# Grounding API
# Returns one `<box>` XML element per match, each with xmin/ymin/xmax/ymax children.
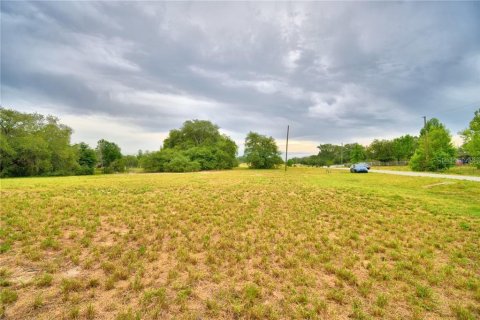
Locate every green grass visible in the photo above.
<box><xmin>1</xmin><ymin>168</ymin><xmax>479</xmax><ymax>319</ymax></box>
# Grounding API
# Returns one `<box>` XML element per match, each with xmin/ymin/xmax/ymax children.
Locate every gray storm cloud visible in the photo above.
<box><xmin>1</xmin><ymin>1</ymin><xmax>479</xmax><ymax>154</ymax></box>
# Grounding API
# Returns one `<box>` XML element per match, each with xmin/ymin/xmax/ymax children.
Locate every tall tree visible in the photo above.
<box><xmin>0</xmin><ymin>108</ymin><xmax>77</xmax><ymax>177</ymax></box>
<box><xmin>460</xmin><ymin>108</ymin><xmax>480</xmax><ymax>168</ymax></box>
<box><xmin>74</xmin><ymin>142</ymin><xmax>97</xmax><ymax>175</ymax></box>
<box><xmin>367</xmin><ymin>139</ymin><xmax>395</xmax><ymax>163</ymax></box>
<box><xmin>350</xmin><ymin>143</ymin><xmax>366</xmax><ymax>163</ymax></box>
<box><xmin>96</xmin><ymin>139</ymin><xmax>122</xmax><ymax>173</ymax></box>
<box><xmin>244</xmin><ymin>132</ymin><xmax>283</xmax><ymax>169</ymax></box>
<box><xmin>392</xmin><ymin>135</ymin><xmax>418</xmax><ymax>161</ymax></box>
<box><xmin>317</xmin><ymin>144</ymin><xmax>342</xmax><ymax>165</ymax></box>
<box><xmin>410</xmin><ymin>118</ymin><xmax>456</xmax><ymax>171</ymax></box>
<box><xmin>141</xmin><ymin>120</ymin><xmax>237</xmax><ymax>172</ymax></box>
<box><xmin>163</xmin><ymin>120</ymin><xmax>221</xmax><ymax>149</ymax></box>
<box><xmin>123</xmin><ymin>155</ymin><xmax>139</xmax><ymax>169</ymax></box>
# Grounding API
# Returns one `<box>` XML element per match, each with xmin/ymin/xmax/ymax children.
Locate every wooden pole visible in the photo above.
<box><xmin>341</xmin><ymin>142</ymin><xmax>343</xmax><ymax>165</ymax></box>
<box><xmin>285</xmin><ymin>125</ymin><xmax>289</xmax><ymax>172</ymax></box>
<box><xmin>423</xmin><ymin>116</ymin><xmax>428</xmax><ymax>164</ymax></box>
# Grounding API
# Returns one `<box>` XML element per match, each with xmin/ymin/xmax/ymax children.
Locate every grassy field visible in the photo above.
<box><xmin>1</xmin><ymin>168</ymin><xmax>479</xmax><ymax>319</ymax></box>
<box><xmin>371</xmin><ymin>165</ymin><xmax>480</xmax><ymax>177</ymax></box>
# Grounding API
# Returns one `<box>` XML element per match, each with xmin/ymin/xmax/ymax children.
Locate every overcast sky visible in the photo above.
<box><xmin>1</xmin><ymin>2</ymin><xmax>479</xmax><ymax>156</ymax></box>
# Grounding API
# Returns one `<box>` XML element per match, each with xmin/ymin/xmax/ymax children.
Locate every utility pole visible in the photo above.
<box><xmin>423</xmin><ymin>116</ymin><xmax>429</xmax><ymax>164</ymax></box>
<box><xmin>285</xmin><ymin>125</ymin><xmax>289</xmax><ymax>172</ymax></box>
<box><xmin>340</xmin><ymin>142</ymin><xmax>343</xmax><ymax>165</ymax></box>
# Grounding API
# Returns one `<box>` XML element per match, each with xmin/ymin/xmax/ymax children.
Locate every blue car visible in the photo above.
<box><xmin>350</xmin><ymin>163</ymin><xmax>369</xmax><ymax>173</ymax></box>
<box><xmin>357</xmin><ymin>162</ymin><xmax>371</xmax><ymax>170</ymax></box>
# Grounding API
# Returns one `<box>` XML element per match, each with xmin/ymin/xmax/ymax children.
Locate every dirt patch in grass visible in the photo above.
<box><xmin>423</xmin><ymin>182</ymin><xmax>455</xmax><ymax>188</ymax></box>
<box><xmin>1</xmin><ymin>168</ymin><xmax>479</xmax><ymax>319</ymax></box>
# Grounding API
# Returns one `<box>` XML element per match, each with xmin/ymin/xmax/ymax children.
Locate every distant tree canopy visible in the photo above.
<box><xmin>291</xmin><ymin>155</ymin><xmax>325</xmax><ymax>167</ymax></box>
<box><xmin>310</xmin><ymin>143</ymin><xmax>366</xmax><ymax>165</ymax></box>
<box><xmin>316</xmin><ymin>144</ymin><xmax>341</xmax><ymax>165</ymax></box>
<box><xmin>141</xmin><ymin>120</ymin><xmax>238</xmax><ymax>172</ymax></box>
<box><xmin>96</xmin><ymin>139</ymin><xmax>123</xmax><ymax>173</ymax></box>
<box><xmin>1</xmin><ymin>107</ymin><xmax>474</xmax><ymax>176</ymax></box>
<box><xmin>350</xmin><ymin>143</ymin><xmax>366</xmax><ymax>163</ymax></box>
<box><xmin>243</xmin><ymin>132</ymin><xmax>283</xmax><ymax>169</ymax></box>
<box><xmin>0</xmin><ymin>108</ymin><xmax>78</xmax><ymax>177</ymax></box>
<box><xmin>0</xmin><ymin>108</ymin><xmax>131</xmax><ymax>177</ymax></box>
<box><xmin>74</xmin><ymin>142</ymin><xmax>97</xmax><ymax>175</ymax></box>
<box><xmin>461</xmin><ymin>108</ymin><xmax>480</xmax><ymax>168</ymax></box>
<box><xmin>410</xmin><ymin>118</ymin><xmax>456</xmax><ymax>171</ymax></box>
<box><xmin>367</xmin><ymin>139</ymin><xmax>395</xmax><ymax>163</ymax></box>
<box><xmin>291</xmin><ymin>133</ymin><xmax>422</xmax><ymax>167</ymax></box>
<box><xmin>392</xmin><ymin>135</ymin><xmax>418</xmax><ymax>161</ymax></box>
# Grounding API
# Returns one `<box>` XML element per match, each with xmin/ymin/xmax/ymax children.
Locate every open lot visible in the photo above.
<box><xmin>1</xmin><ymin>168</ymin><xmax>479</xmax><ymax>319</ymax></box>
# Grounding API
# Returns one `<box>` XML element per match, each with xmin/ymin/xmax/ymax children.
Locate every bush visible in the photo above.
<box><xmin>430</xmin><ymin>150</ymin><xmax>455</xmax><ymax>171</ymax></box>
<box><xmin>409</xmin><ymin>150</ymin><xmax>426</xmax><ymax>172</ymax></box>
<box><xmin>111</xmin><ymin>158</ymin><xmax>126</xmax><ymax>173</ymax></box>
<box><xmin>140</xmin><ymin>120</ymin><xmax>238</xmax><ymax>173</ymax></box>
<box><xmin>186</xmin><ymin>147</ymin><xmax>217</xmax><ymax>170</ymax></box>
<box><xmin>141</xmin><ymin>149</ymin><xmax>200</xmax><ymax>173</ymax></box>
<box><xmin>186</xmin><ymin>146</ymin><xmax>238</xmax><ymax>170</ymax></box>
<box><xmin>164</xmin><ymin>155</ymin><xmax>200</xmax><ymax>172</ymax></box>
<box><xmin>410</xmin><ymin>118</ymin><xmax>456</xmax><ymax>172</ymax></box>
<box><xmin>75</xmin><ymin>165</ymin><xmax>95</xmax><ymax>175</ymax></box>
<box><xmin>244</xmin><ymin>132</ymin><xmax>283</xmax><ymax>169</ymax></box>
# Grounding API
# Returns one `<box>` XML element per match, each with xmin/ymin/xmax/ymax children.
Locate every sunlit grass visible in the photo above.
<box><xmin>1</xmin><ymin>168</ymin><xmax>479</xmax><ymax>319</ymax></box>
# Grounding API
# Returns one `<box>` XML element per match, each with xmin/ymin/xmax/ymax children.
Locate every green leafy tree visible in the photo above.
<box><xmin>141</xmin><ymin>149</ymin><xmax>200</xmax><ymax>173</ymax></box>
<box><xmin>341</xmin><ymin>144</ymin><xmax>355</xmax><ymax>163</ymax></box>
<box><xmin>140</xmin><ymin>150</ymin><xmax>170</xmax><ymax>172</ymax></box>
<box><xmin>367</xmin><ymin>139</ymin><xmax>395</xmax><ymax>163</ymax></box>
<box><xmin>317</xmin><ymin>144</ymin><xmax>342</xmax><ymax>165</ymax></box>
<box><xmin>163</xmin><ymin>120</ymin><xmax>221</xmax><ymax>149</ymax></box>
<box><xmin>349</xmin><ymin>143</ymin><xmax>366</xmax><ymax>163</ymax></box>
<box><xmin>0</xmin><ymin>108</ymin><xmax>78</xmax><ymax>177</ymax></box>
<box><xmin>111</xmin><ymin>158</ymin><xmax>127</xmax><ymax>173</ymax></box>
<box><xmin>74</xmin><ymin>142</ymin><xmax>96</xmax><ymax>175</ymax></box>
<box><xmin>291</xmin><ymin>155</ymin><xmax>326</xmax><ymax>167</ymax></box>
<box><xmin>96</xmin><ymin>139</ymin><xmax>123</xmax><ymax>173</ymax></box>
<box><xmin>410</xmin><ymin>118</ymin><xmax>456</xmax><ymax>171</ymax></box>
<box><xmin>244</xmin><ymin>132</ymin><xmax>283</xmax><ymax>169</ymax></box>
<box><xmin>392</xmin><ymin>135</ymin><xmax>418</xmax><ymax>161</ymax></box>
<box><xmin>123</xmin><ymin>155</ymin><xmax>139</xmax><ymax>170</ymax></box>
<box><xmin>164</xmin><ymin>154</ymin><xmax>200</xmax><ymax>172</ymax></box>
<box><xmin>460</xmin><ymin>108</ymin><xmax>480</xmax><ymax>168</ymax></box>
<box><xmin>141</xmin><ymin>120</ymin><xmax>237</xmax><ymax>172</ymax></box>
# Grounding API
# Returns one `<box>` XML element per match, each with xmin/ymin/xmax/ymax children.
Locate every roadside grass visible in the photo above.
<box><xmin>372</xmin><ymin>165</ymin><xmax>480</xmax><ymax>176</ymax></box>
<box><xmin>0</xmin><ymin>168</ymin><xmax>479</xmax><ymax>319</ymax></box>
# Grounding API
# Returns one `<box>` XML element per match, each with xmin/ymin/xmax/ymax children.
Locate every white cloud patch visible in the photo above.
<box><xmin>62</xmin><ymin>114</ymin><xmax>167</xmax><ymax>154</ymax></box>
<box><xmin>110</xmin><ymin>89</ymin><xmax>224</xmax><ymax>116</ymax></box>
<box><xmin>283</xmin><ymin>49</ymin><xmax>302</xmax><ymax>72</ymax></box>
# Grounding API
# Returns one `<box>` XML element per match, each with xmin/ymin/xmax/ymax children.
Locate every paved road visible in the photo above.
<box><xmin>333</xmin><ymin>167</ymin><xmax>480</xmax><ymax>182</ymax></box>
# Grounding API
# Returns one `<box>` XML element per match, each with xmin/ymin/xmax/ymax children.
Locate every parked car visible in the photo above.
<box><xmin>357</xmin><ymin>162</ymin><xmax>371</xmax><ymax>169</ymax></box>
<box><xmin>350</xmin><ymin>163</ymin><xmax>369</xmax><ymax>173</ymax></box>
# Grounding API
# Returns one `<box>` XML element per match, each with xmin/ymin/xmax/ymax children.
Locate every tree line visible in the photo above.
<box><xmin>0</xmin><ymin>108</ymin><xmax>139</xmax><ymax>177</ymax></box>
<box><xmin>1</xmin><ymin>107</ymin><xmax>478</xmax><ymax>177</ymax></box>
<box><xmin>0</xmin><ymin>108</ymin><xmax>283</xmax><ymax>177</ymax></box>
<box><xmin>291</xmin><ymin>136</ymin><xmax>418</xmax><ymax>167</ymax></box>
<box><xmin>139</xmin><ymin>121</ymin><xmax>282</xmax><ymax>172</ymax></box>
<box><xmin>292</xmin><ymin>110</ymin><xmax>480</xmax><ymax>171</ymax></box>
